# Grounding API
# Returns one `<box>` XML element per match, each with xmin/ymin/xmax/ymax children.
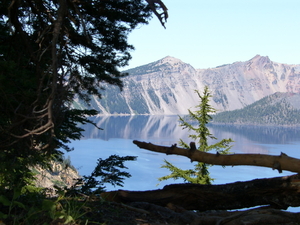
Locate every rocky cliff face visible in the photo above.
<box><xmin>34</xmin><ymin>160</ymin><xmax>80</xmax><ymax>191</ymax></box>
<box><xmin>203</xmin><ymin>55</ymin><xmax>300</xmax><ymax>111</ymax></box>
<box><xmin>74</xmin><ymin>55</ymin><xmax>300</xmax><ymax>115</ymax></box>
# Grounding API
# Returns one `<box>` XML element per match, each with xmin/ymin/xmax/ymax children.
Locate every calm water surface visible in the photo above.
<box><xmin>66</xmin><ymin>115</ymin><xmax>300</xmax><ymax>210</ymax></box>
<box><xmin>66</xmin><ymin>116</ymin><xmax>300</xmax><ymax>187</ymax></box>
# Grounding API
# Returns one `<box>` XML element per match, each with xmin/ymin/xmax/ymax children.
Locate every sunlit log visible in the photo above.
<box><xmin>133</xmin><ymin>140</ymin><xmax>300</xmax><ymax>173</ymax></box>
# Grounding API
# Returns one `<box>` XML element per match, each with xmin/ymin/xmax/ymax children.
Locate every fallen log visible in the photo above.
<box><xmin>133</xmin><ymin>140</ymin><xmax>300</xmax><ymax>173</ymax></box>
<box><xmin>127</xmin><ymin>203</ymin><xmax>300</xmax><ymax>225</ymax></box>
<box><xmin>102</xmin><ymin>174</ymin><xmax>300</xmax><ymax>211</ymax></box>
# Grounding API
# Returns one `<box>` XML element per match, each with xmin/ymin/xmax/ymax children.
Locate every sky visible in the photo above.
<box><xmin>124</xmin><ymin>0</ymin><xmax>300</xmax><ymax>70</ymax></box>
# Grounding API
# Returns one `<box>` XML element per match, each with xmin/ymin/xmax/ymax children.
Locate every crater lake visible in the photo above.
<box><xmin>65</xmin><ymin>115</ymin><xmax>300</xmax><ymax>210</ymax></box>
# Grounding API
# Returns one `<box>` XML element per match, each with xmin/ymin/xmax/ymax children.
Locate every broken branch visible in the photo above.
<box><xmin>133</xmin><ymin>140</ymin><xmax>300</xmax><ymax>173</ymax></box>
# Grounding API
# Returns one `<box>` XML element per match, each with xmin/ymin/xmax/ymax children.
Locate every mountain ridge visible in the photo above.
<box><xmin>212</xmin><ymin>92</ymin><xmax>300</xmax><ymax>126</ymax></box>
<box><xmin>74</xmin><ymin>55</ymin><xmax>300</xmax><ymax>115</ymax></box>
<box><xmin>124</xmin><ymin>56</ymin><xmax>194</xmax><ymax>76</ymax></box>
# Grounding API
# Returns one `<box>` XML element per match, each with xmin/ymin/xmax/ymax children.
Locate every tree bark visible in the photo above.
<box><xmin>102</xmin><ymin>174</ymin><xmax>300</xmax><ymax>211</ymax></box>
<box><xmin>133</xmin><ymin>140</ymin><xmax>300</xmax><ymax>173</ymax></box>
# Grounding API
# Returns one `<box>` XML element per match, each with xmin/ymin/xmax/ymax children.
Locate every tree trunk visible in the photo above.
<box><xmin>102</xmin><ymin>174</ymin><xmax>300</xmax><ymax>211</ymax></box>
<box><xmin>133</xmin><ymin>140</ymin><xmax>300</xmax><ymax>173</ymax></box>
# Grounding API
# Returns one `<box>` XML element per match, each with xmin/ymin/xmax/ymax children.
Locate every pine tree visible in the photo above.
<box><xmin>0</xmin><ymin>0</ymin><xmax>153</xmax><ymax>191</ymax></box>
<box><xmin>159</xmin><ymin>86</ymin><xmax>234</xmax><ymax>184</ymax></box>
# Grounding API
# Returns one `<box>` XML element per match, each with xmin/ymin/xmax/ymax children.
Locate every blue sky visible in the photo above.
<box><xmin>124</xmin><ymin>0</ymin><xmax>300</xmax><ymax>69</ymax></box>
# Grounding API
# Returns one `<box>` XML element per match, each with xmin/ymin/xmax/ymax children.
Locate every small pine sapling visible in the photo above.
<box><xmin>159</xmin><ymin>86</ymin><xmax>233</xmax><ymax>184</ymax></box>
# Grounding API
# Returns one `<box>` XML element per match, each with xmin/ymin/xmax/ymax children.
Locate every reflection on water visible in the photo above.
<box><xmin>80</xmin><ymin>115</ymin><xmax>300</xmax><ymax>155</ymax></box>
<box><xmin>67</xmin><ymin>115</ymin><xmax>300</xmax><ymax>212</ymax></box>
<box><xmin>208</xmin><ymin>124</ymin><xmax>300</xmax><ymax>145</ymax></box>
<box><xmin>82</xmin><ymin>115</ymin><xmax>188</xmax><ymax>141</ymax></box>
<box><xmin>69</xmin><ymin>116</ymin><xmax>300</xmax><ymax>190</ymax></box>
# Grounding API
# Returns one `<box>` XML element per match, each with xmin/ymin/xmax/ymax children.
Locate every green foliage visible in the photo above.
<box><xmin>61</xmin><ymin>155</ymin><xmax>77</xmax><ymax>173</ymax></box>
<box><xmin>0</xmin><ymin>1</ymin><xmax>154</xmax><ymax>223</ymax></box>
<box><xmin>148</xmin><ymin>89</ymin><xmax>161</xmax><ymax>108</ymax></box>
<box><xmin>129</xmin><ymin>94</ymin><xmax>149</xmax><ymax>114</ymax></box>
<box><xmin>213</xmin><ymin>92</ymin><xmax>300</xmax><ymax>126</ymax></box>
<box><xmin>0</xmin><ymin>189</ymin><xmax>25</xmax><ymax>221</ymax></box>
<box><xmin>0</xmin><ymin>185</ymin><xmax>47</xmax><ymax>224</ymax></box>
<box><xmin>76</xmin><ymin>155</ymin><xmax>137</xmax><ymax>195</ymax></box>
<box><xmin>42</xmin><ymin>193</ymin><xmax>89</xmax><ymax>225</ymax></box>
<box><xmin>159</xmin><ymin>86</ymin><xmax>233</xmax><ymax>184</ymax></box>
<box><xmin>0</xmin><ymin>187</ymin><xmax>90</xmax><ymax>224</ymax></box>
<box><xmin>0</xmin><ymin>154</ymin><xmax>135</xmax><ymax>224</ymax></box>
<box><xmin>0</xmin><ymin>0</ymin><xmax>152</xmax><ymax>192</ymax></box>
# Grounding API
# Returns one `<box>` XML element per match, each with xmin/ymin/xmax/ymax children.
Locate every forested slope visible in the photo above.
<box><xmin>212</xmin><ymin>92</ymin><xmax>300</xmax><ymax>126</ymax></box>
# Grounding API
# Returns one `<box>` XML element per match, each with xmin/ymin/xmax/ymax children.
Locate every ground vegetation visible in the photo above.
<box><xmin>0</xmin><ymin>0</ymin><xmax>168</xmax><ymax>223</ymax></box>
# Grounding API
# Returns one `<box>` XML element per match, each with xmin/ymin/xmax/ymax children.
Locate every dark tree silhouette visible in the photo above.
<box><xmin>0</xmin><ymin>0</ymin><xmax>166</xmax><ymax>190</ymax></box>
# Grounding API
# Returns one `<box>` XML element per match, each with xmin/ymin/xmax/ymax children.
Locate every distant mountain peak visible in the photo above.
<box><xmin>162</xmin><ymin>55</ymin><xmax>175</xmax><ymax>60</ymax></box>
<box><xmin>250</xmin><ymin>54</ymin><xmax>271</xmax><ymax>64</ymax></box>
<box><xmin>124</xmin><ymin>56</ymin><xmax>187</xmax><ymax>75</ymax></box>
<box><xmin>157</xmin><ymin>56</ymin><xmax>185</xmax><ymax>65</ymax></box>
<box><xmin>124</xmin><ymin>56</ymin><xmax>191</xmax><ymax>76</ymax></box>
<box><xmin>82</xmin><ymin>55</ymin><xmax>300</xmax><ymax>116</ymax></box>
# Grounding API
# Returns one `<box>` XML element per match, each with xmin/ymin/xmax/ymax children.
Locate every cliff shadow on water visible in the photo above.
<box><xmin>79</xmin><ymin>115</ymin><xmax>300</xmax><ymax>147</ymax></box>
<box><xmin>80</xmin><ymin>115</ymin><xmax>189</xmax><ymax>141</ymax></box>
<box><xmin>208</xmin><ymin>123</ymin><xmax>300</xmax><ymax>145</ymax></box>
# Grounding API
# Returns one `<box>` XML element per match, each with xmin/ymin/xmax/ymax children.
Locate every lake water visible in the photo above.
<box><xmin>66</xmin><ymin>115</ymin><xmax>300</xmax><ymax>210</ymax></box>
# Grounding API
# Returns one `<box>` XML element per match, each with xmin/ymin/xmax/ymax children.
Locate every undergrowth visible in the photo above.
<box><xmin>0</xmin><ymin>155</ymin><xmax>135</xmax><ymax>225</ymax></box>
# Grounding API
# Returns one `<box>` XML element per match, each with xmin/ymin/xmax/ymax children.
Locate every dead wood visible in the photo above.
<box><xmin>100</xmin><ymin>140</ymin><xmax>300</xmax><ymax>224</ymax></box>
<box><xmin>133</xmin><ymin>140</ymin><xmax>300</xmax><ymax>173</ymax></box>
<box><xmin>197</xmin><ymin>206</ymin><xmax>300</xmax><ymax>225</ymax></box>
<box><xmin>101</xmin><ymin>174</ymin><xmax>300</xmax><ymax>211</ymax></box>
<box><xmin>146</xmin><ymin>0</ymin><xmax>168</xmax><ymax>28</ymax></box>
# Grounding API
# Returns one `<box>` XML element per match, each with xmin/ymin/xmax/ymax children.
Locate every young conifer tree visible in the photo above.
<box><xmin>159</xmin><ymin>86</ymin><xmax>234</xmax><ymax>184</ymax></box>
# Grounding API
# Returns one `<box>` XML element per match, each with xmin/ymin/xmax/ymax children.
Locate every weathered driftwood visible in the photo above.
<box><xmin>133</xmin><ymin>140</ymin><xmax>300</xmax><ymax>173</ymax></box>
<box><xmin>102</xmin><ymin>174</ymin><xmax>300</xmax><ymax>211</ymax></box>
<box><xmin>127</xmin><ymin>202</ymin><xmax>300</xmax><ymax>225</ymax></box>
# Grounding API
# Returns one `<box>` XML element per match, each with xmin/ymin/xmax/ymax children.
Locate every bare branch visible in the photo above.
<box><xmin>9</xmin><ymin>121</ymin><xmax>53</xmax><ymax>139</ymax></box>
<box><xmin>146</xmin><ymin>0</ymin><xmax>168</xmax><ymax>28</ymax></box>
<box><xmin>133</xmin><ymin>140</ymin><xmax>300</xmax><ymax>173</ymax></box>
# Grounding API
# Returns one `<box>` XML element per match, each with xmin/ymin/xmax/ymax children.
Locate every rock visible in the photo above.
<box><xmin>74</xmin><ymin>55</ymin><xmax>300</xmax><ymax>115</ymax></box>
<box><xmin>33</xmin><ymin>160</ymin><xmax>80</xmax><ymax>191</ymax></box>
